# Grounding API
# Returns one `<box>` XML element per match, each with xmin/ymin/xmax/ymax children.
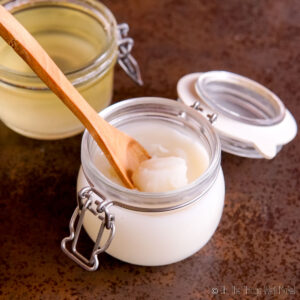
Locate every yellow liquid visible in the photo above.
<box><xmin>0</xmin><ymin>5</ymin><xmax>116</xmax><ymax>139</ymax></box>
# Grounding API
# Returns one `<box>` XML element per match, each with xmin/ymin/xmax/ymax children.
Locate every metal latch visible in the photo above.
<box><xmin>61</xmin><ymin>187</ymin><xmax>115</xmax><ymax>271</ymax></box>
<box><xmin>117</xmin><ymin>23</ymin><xmax>143</xmax><ymax>86</ymax></box>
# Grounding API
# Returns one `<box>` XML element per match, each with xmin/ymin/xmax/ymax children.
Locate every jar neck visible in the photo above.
<box><xmin>81</xmin><ymin>97</ymin><xmax>222</xmax><ymax>212</ymax></box>
<box><xmin>0</xmin><ymin>0</ymin><xmax>118</xmax><ymax>89</ymax></box>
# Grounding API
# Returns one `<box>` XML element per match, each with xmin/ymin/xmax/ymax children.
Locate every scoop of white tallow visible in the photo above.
<box><xmin>132</xmin><ymin>156</ymin><xmax>188</xmax><ymax>193</ymax></box>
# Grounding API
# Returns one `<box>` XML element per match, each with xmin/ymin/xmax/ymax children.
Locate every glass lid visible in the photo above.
<box><xmin>177</xmin><ymin>71</ymin><xmax>297</xmax><ymax>159</ymax></box>
<box><xmin>195</xmin><ymin>71</ymin><xmax>285</xmax><ymax>126</ymax></box>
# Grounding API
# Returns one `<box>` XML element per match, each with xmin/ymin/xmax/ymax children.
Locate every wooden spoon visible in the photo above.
<box><xmin>0</xmin><ymin>5</ymin><xmax>150</xmax><ymax>189</ymax></box>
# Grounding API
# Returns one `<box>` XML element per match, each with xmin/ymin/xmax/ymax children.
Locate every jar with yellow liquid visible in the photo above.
<box><xmin>0</xmin><ymin>0</ymin><xmax>141</xmax><ymax>139</ymax></box>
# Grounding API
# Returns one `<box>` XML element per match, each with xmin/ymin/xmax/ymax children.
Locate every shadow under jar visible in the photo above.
<box><xmin>62</xmin><ymin>98</ymin><xmax>225</xmax><ymax>271</ymax></box>
<box><xmin>0</xmin><ymin>0</ymin><xmax>118</xmax><ymax>139</ymax></box>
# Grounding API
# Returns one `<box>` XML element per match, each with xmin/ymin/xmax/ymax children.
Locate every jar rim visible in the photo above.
<box><xmin>81</xmin><ymin>97</ymin><xmax>222</xmax><ymax>211</ymax></box>
<box><xmin>0</xmin><ymin>0</ymin><xmax>118</xmax><ymax>89</ymax></box>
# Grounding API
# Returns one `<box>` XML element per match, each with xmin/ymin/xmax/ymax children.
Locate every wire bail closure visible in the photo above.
<box><xmin>117</xmin><ymin>23</ymin><xmax>143</xmax><ymax>86</ymax></box>
<box><xmin>61</xmin><ymin>187</ymin><xmax>115</xmax><ymax>271</ymax></box>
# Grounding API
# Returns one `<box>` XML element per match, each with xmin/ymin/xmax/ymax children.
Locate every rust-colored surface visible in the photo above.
<box><xmin>0</xmin><ymin>0</ymin><xmax>299</xmax><ymax>299</ymax></box>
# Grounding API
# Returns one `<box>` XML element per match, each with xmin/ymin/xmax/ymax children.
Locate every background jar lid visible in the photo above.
<box><xmin>177</xmin><ymin>71</ymin><xmax>297</xmax><ymax>159</ymax></box>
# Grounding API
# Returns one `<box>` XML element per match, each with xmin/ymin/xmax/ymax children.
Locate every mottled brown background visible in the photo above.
<box><xmin>0</xmin><ymin>0</ymin><xmax>299</xmax><ymax>299</ymax></box>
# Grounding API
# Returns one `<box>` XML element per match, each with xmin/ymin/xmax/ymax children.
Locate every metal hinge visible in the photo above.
<box><xmin>190</xmin><ymin>101</ymin><xmax>218</xmax><ymax>124</ymax></box>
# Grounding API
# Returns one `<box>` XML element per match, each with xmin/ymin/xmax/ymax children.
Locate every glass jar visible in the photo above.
<box><xmin>0</xmin><ymin>0</ymin><xmax>140</xmax><ymax>139</ymax></box>
<box><xmin>62</xmin><ymin>98</ymin><xmax>225</xmax><ymax>271</ymax></box>
<box><xmin>61</xmin><ymin>71</ymin><xmax>297</xmax><ymax>271</ymax></box>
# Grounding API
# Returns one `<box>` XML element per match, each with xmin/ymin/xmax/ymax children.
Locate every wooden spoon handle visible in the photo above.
<box><xmin>0</xmin><ymin>5</ymin><xmax>148</xmax><ymax>188</ymax></box>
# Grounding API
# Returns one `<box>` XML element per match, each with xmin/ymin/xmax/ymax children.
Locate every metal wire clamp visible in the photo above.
<box><xmin>117</xmin><ymin>23</ymin><xmax>143</xmax><ymax>86</ymax></box>
<box><xmin>61</xmin><ymin>187</ymin><xmax>115</xmax><ymax>271</ymax></box>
